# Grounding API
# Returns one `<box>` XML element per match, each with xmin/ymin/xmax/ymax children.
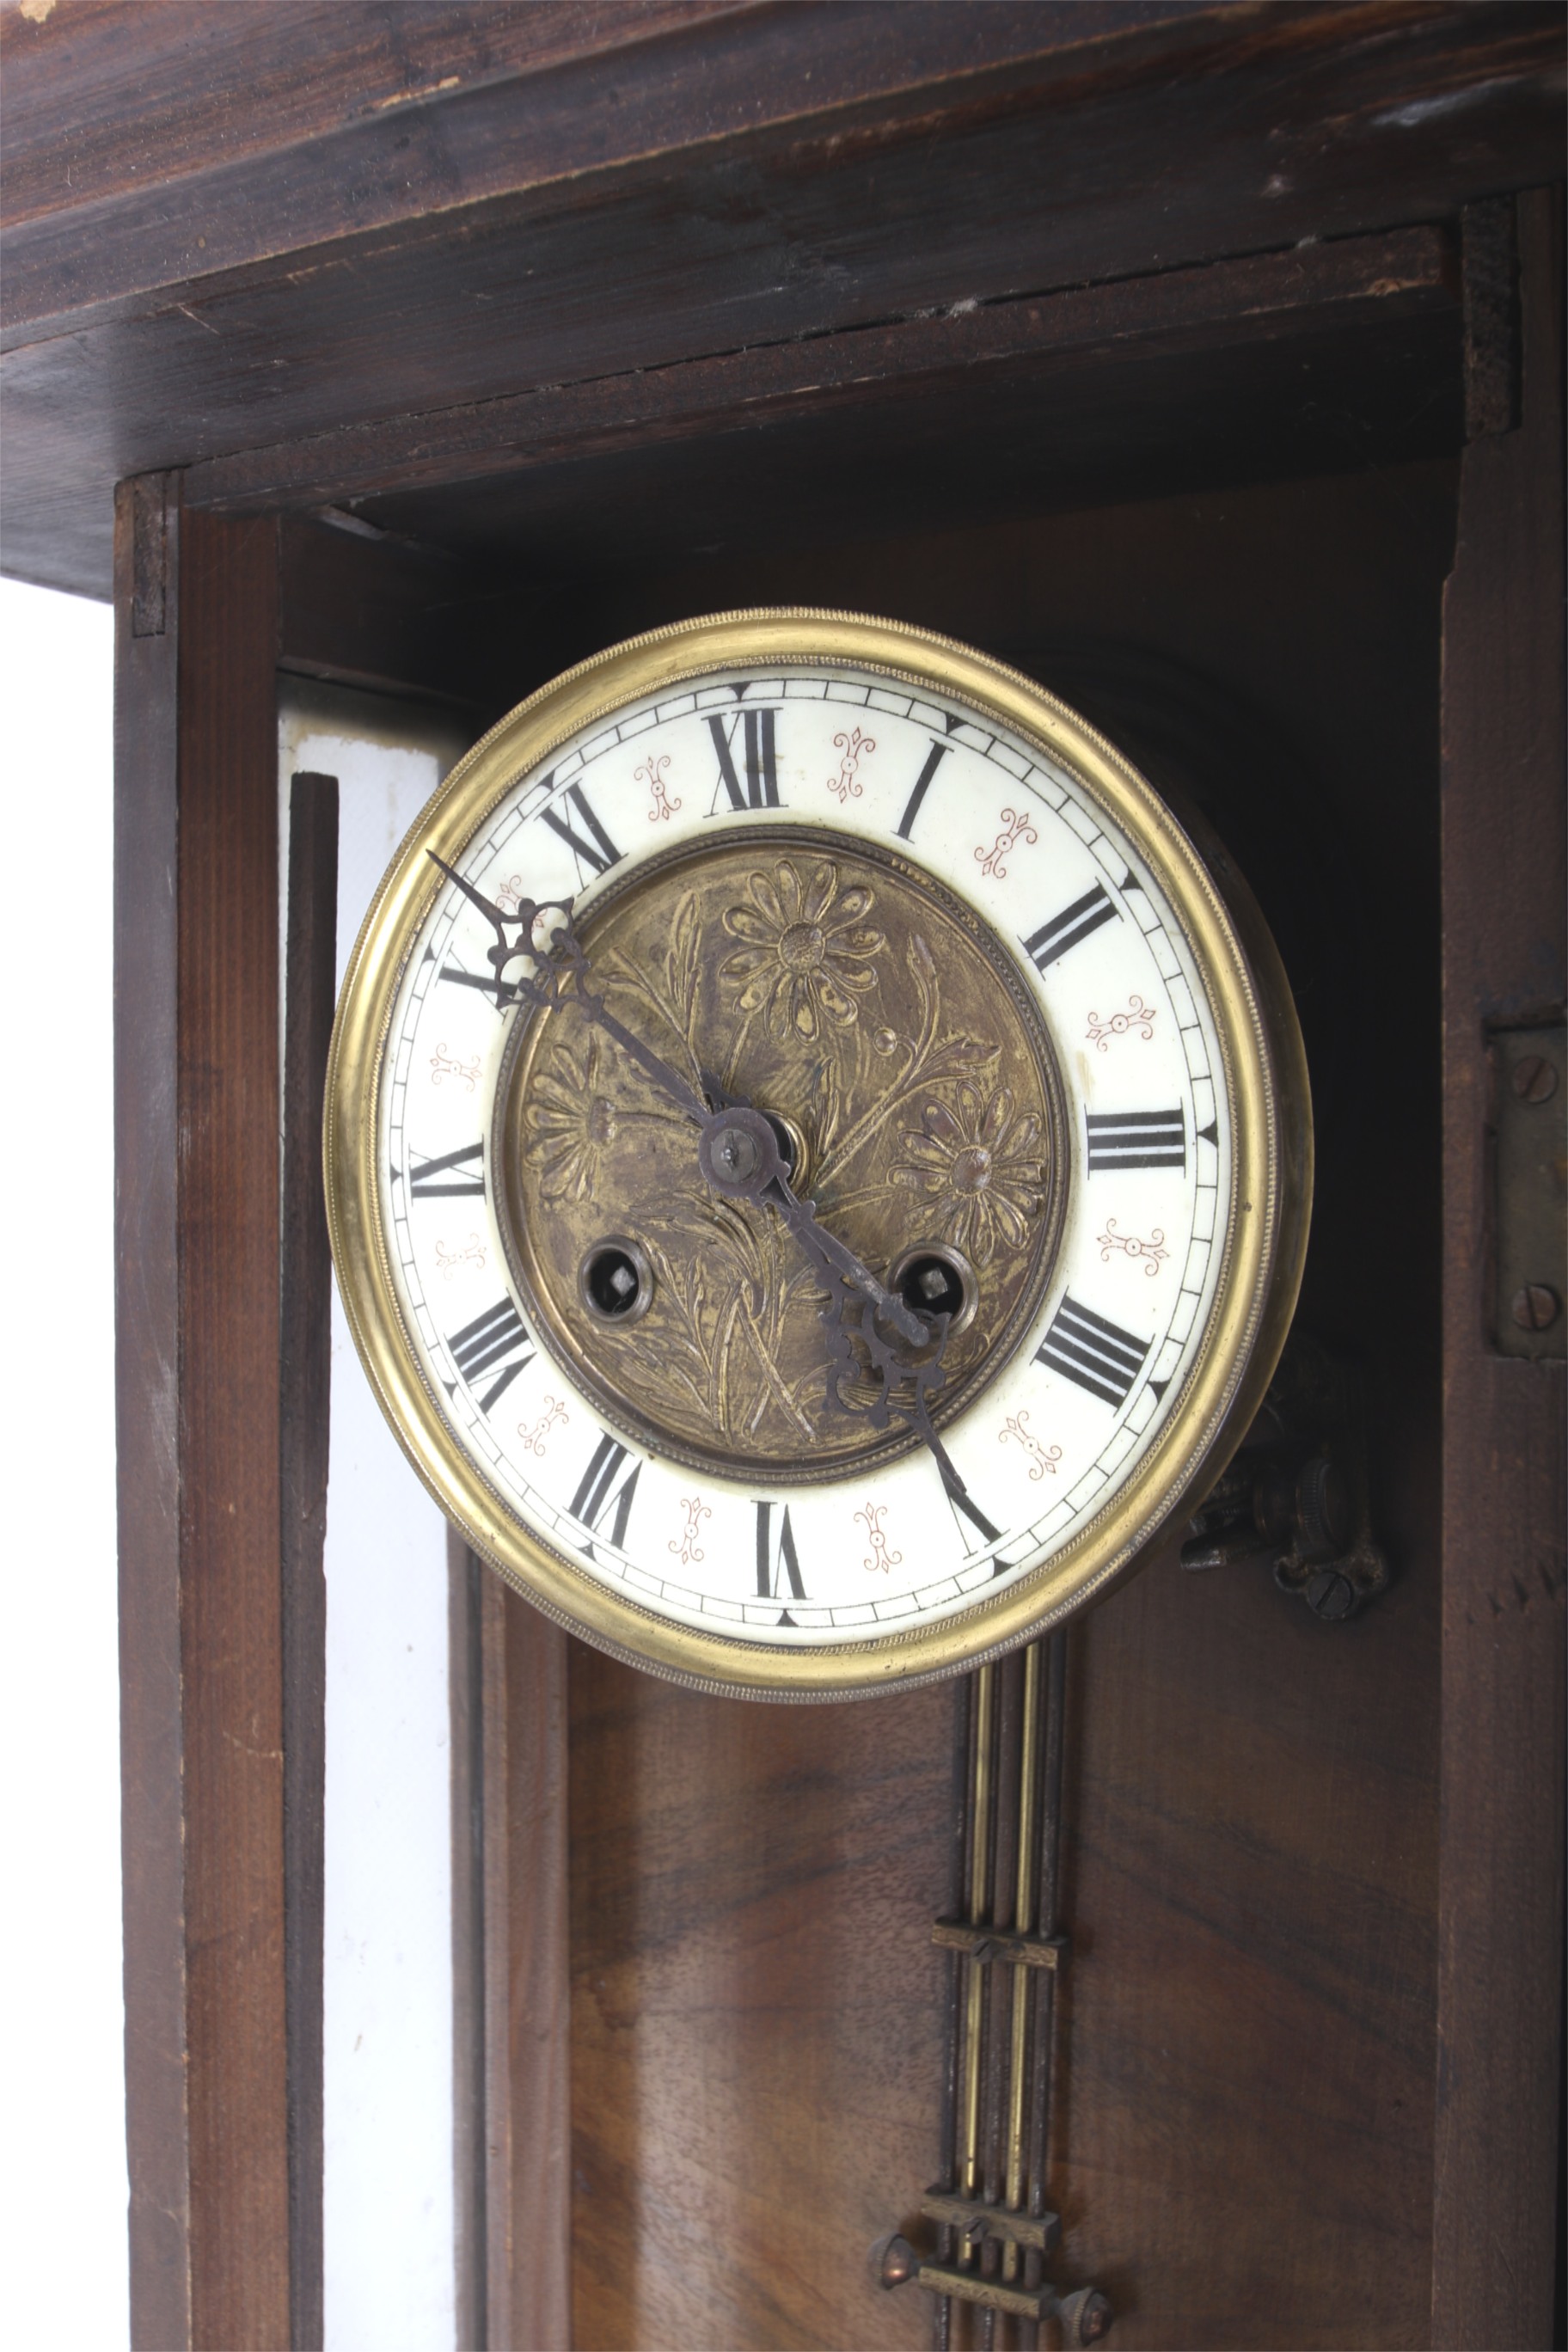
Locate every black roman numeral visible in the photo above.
<box><xmin>707</xmin><ymin>709</ymin><xmax>781</xmax><ymax>811</ymax></box>
<box><xmin>1022</xmin><ymin>882</ymin><xmax>1118</xmax><ymax>972</ymax></box>
<box><xmin>939</xmin><ymin>1465</ymin><xmax>1018</xmax><ymax>1573</ymax></box>
<box><xmin>894</xmin><ymin>741</ymin><xmax>951</xmax><ymax>840</ymax></box>
<box><xmin>409</xmin><ymin>1142</ymin><xmax>484</xmax><ymax>1198</ymax></box>
<box><xmin>538</xmin><ymin>783</ymin><xmax>622</xmax><ymax>878</ymax></box>
<box><xmin>1036</xmin><ymin>1295</ymin><xmax>1148</xmax><ymax>1409</ymax></box>
<box><xmin>446</xmin><ymin>1296</ymin><xmax>535</xmax><ymax>1411</ymax></box>
<box><xmin>1085</xmin><ymin>1106</ymin><xmax>1186</xmax><ymax>1173</ymax></box>
<box><xmin>754</xmin><ymin>1500</ymin><xmax>805</xmax><ymax>1602</ymax></box>
<box><xmin>569</xmin><ymin>1433</ymin><xmax>641</xmax><ymax>1552</ymax></box>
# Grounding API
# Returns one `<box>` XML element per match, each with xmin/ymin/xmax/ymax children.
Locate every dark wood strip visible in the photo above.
<box><xmin>114</xmin><ymin>468</ymin><xmax>191</xmax><ymax>2352</ymax></box>
<box><xmin>176</xmin><ymin>508</ymin><xmax>290</xmax><ymax>2349</ymax></box>
<box><xmin>490</xmin><ymin>1587</ymin><xmax>573</xmax><ymax>2351</ymax></box>
<box><xmin>280</xmin><ymin>772</ymin><xmax>339</xmax><ymax>2352</ymax></box>
<box><xmin>188</xmin><ymin>227</ymin><xmax>1456</xmax><ymax>517</ymax></box>
<box><xmin>1433</xmin><ymin>185</ymin><xmax>1565</xmax><ymax>2349</ymax></box>
<box><xmin>450</xmin><ymin>1534</ymin><xmax>489</xmax><ymax>2352</ymax></box>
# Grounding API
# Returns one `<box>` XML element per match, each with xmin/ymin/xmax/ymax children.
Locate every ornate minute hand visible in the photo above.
<box><xmin>431</xmin><ymin>850</ymin><xmax>965</xmax><ymax>1488</ymax></box>
<box><xmin>426</xmin><ymin>852</ymin><xmax>708</xmax><ymax>1121</ymax></box>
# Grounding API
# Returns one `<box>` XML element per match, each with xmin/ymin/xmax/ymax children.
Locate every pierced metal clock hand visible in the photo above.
<box><xmin>431</xmin><ymin>851</ymin><xmax>967</xmax><ymax>1487</ymax></box>
<box><xmin>697</xmin><ymin>1103</ymin><xmax>969</xmax><ymax>1496</ymax></box>
<box><xmin>426</xmin><ymin>852</ymin><xmax>709</xmax><ymax>1121</ymax></box>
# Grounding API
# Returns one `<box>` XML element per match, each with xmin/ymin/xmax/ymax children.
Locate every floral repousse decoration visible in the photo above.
<box><xmin>891</xmin><ymin>1082</ymin><xmax>1047</xmax><ymax>1267</ymax></box>
<box><xmin>522</xmin><ymin>1032</ymin><xmax>622</xmax><ymax>1201</ymax></box>
<box><xmin>719</xmin><ymin>859</ymin><xmax>885</xmax><ymax>1042</ymax></box>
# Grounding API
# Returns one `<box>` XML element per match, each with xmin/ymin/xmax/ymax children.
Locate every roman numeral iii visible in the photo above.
<box><xmin>446</xmin><ymin>1297</ymin><xmax>536</xmax><ymax>1411</ymax></box>
<box><xmin>707</xmin><ymin>709</ymin><xmax>781</xmax><ymax>810</ymax></box>
<box><xmin>1085</xmin><ymin>1106</ymin><xmax>1186</xmax><ymax>1173</ymax></box>
<box><xmin>1035</xmin><ymin>1295</ymin><xmax>1149</xmax><ymax>1409</ymax></box>
<box><xmin>1022</xmin><ymin>881</ymin><xmax>1118</xmax><ymax>972</ymax></box>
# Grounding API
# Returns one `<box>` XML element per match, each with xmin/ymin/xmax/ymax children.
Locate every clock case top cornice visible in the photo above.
<box><xmin>2</xmin><ymin>1</ymin><xmax>1562</xmax><ymax>597</ymax></box>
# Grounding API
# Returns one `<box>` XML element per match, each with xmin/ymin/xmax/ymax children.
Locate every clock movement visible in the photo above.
<box><xmin>326</xmin><ymin>609</ymin><xmax>1310</xmax><ymax>1695</ymax></box>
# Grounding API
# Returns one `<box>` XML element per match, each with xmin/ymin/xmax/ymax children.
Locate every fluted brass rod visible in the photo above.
<box><xmin>960</xmin><ymin>1661</ymin><xmax>996</xmax><ymax>2209</ymax></box>
<box><xmin>1001</xmin><ymin>1639</ymin><xmax>1044</xmax><ymax>2285</ymax></box>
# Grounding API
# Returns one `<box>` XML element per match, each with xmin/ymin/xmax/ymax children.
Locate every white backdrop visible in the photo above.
<box><xmin>0</xmin><ymin>579</ymin><xmax>128</xmax><ymax>2349</ymax></box>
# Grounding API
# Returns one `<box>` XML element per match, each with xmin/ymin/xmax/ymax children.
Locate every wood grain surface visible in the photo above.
<box><xmin>1432</xmin><ymin>187</ymin><xmax>1565</xmax><ymax>2352</ymax></box>
<box><xmin>280</xmin><ymin>773</ymin><xmax>339</xmax><ymax>2352</ymax></box>
<box><xmin>114</xmin><ymin>470</ymin><xmax>192</xmax><ymax>2352</ymax></box>
<box><xmin>175</xmin><ymin>510</ymin><xmax>290</xmax><ymax>2350</ymax></box>
<box><xmin>7</xmin><ymin>3</ymin><xmax>1560</xmax><ymax>595</ymax></box>
<box><xmin>553</xmin><ymin>456</ymin><xmax>1459</xmax><ymax>2348</ymax></box>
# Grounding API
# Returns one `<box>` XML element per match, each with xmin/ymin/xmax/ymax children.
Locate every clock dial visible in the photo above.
<box><xmin>328</xmin><ymin>611</ymin><xmax>1308</xmax><ymax>1695</ymax></box>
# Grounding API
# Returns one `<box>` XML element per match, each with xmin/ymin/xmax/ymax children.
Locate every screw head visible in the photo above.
<box><xmin>1512</xmin><ymin>1055</ymin><xmax>1559</xmax><ymax>1104</ymax></box>
<box><xmin>1305</xmin><ymin>1568</ymin><xmax>1356</xmax><ymax>1622</ymax></box>
<box><xmin>1511</xmin><ymin>1283</ymin><xmax>1561</xmax><ymax>1332</ymax></box>
<box><xmin>870</xmin><ymin>2233</ymin><xmax>918</xmax><ymax>2290</ymax></box>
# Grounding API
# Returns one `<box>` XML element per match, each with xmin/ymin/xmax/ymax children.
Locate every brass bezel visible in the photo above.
<box><xmin>324</xmin><ymin>609</ymin><xmax>1312</xmax><ymax>1701</ymax></box>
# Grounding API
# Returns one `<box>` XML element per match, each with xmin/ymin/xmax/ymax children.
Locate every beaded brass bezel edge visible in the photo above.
<box><xmin>323</xmin><ymin>608</ymin><xmax>1311</xmax><ymax>1700</ymax></box>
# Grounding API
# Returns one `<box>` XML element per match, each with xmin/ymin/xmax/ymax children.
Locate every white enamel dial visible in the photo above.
<box><xmin>366</xmin><ymin>647</ymin><xmax>1248</xmax><ymax>1662</ymax></box>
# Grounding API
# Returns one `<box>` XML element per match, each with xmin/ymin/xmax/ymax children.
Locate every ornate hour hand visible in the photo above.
<box><xmin>432</xmin><ymin>851</ymin><xmax>966</xmax><ymax>1486</ymax></box>
<box><xmin>697</xmin><ymin>1103</ymin><xmax>969</xmax><ymax>1495</ymax></box>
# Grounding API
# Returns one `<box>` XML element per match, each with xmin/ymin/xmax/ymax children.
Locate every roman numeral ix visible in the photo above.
<box><xmin>707</xmin><ymin>709</ymin><xmax>781</xmax><ymax>811</ymax></box>
<box><xmin>1085</xmin><ymin>1106</ymin><xmax>1186</xmax><ymax>1173</ymax></box>
<box><xmin>1036</xmin><ymin>1295</ymin><xmax>1149</xmax><ymax>1410</ymax></box>
<box><xmin>1022</xmin><ymin>881</ymin><xmax>1118</xmax><ymax>973</ymax></box>
<box><xmin>409</xmin><ymin>1142</ymin><xmax>484</xmax><ymax>1198</ymax></box>
<box><xmin>446</xmin><ymin>1297</ymin><xmax>535</xmax><ymax>1412</ymax></box>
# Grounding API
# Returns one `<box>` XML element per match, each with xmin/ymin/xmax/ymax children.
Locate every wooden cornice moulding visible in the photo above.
<box><xmin>185</xmin><ymin>224</ymin><xmax>1460</xmax><ymax>516</ymax></box>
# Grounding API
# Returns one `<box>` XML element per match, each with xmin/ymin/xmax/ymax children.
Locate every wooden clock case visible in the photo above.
<box><xmin>2</xmin><ymin>7</ymin><xmax>1561</xmax><ymax>2348</ymax></box>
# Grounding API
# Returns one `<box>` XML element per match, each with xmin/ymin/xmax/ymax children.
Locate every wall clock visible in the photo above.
<box><xmin>325</xmin><ymin>609</ymin><xmax>1310</xmax><ymax>1697</ymax></box>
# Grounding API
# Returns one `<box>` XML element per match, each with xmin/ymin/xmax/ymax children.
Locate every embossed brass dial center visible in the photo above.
<box><xmin>493</xmin><ymin>826</ymin><xmax>1069</xmax><ymax>1483</ymax></box>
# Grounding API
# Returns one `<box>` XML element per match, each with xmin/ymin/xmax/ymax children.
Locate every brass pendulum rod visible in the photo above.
<box><xmin>878</xmin><ymin>1632</ymin><xmax>1112</xmax><ymax>2349</ymax></box>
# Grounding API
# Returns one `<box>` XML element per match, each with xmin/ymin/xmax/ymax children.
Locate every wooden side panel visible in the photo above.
<box><xmin>280</xmin><ymin>773</ymin><xmax>339</xmax><ymax>2352</ymax></box>
<box><xmin>175</xmin><ymin>507</ymin><xmax>289</xmax><ymax>2349</ymax></box>
<box><xmin>118</xmin><ymin>497</ymin><xmax>289</xmax><ymax>2350</ymax></box>
<box><xmin>115</xmin><ymin>469</ymin><xmax>191</xmax><ymax>2352</ymax></box>
<box><xmin>483</xmin><ymin>1581</ymin><xmax>573</xmax><ymax>2352</ymax></box>
<box><xmin>1432</xmin><ymin>187</ymin><xmax>1566</xmax><ymax>2351</ymax></box>
<box><xmin>568</xmin><ymin>1651</ymin><xmax>959</xmax><ymax>2352</ymax></box>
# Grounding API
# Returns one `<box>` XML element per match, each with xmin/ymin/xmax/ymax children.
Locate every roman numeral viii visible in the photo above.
<box><xmin>1022</xmin><ymin>881</ymin><xmax>1118</xmax><ymax>973</ymax></box>
<box><xmin>446</xmin><ymin>1297</ymin><xmax>535</xmax><ymax>1411</ymax></box>
<box><xmin>1085</xmin><ymin>1106</ymin><xmax>1186</xmax><ymax>1173</ymax></box>
<box><xmin>707</xmin><ymin>709</ymin><xmax>781</xmax><ymax>810</ymax></box>
<box><xmin>537</xmin><ymin>783</ymin><xmax>622</xmax><ymax>878</ymax></box>
<box><xmin>409</xmin><ymin>1142</ymin><xmax>484</xmax><ymax>1198</ymax></box>
<box><xmin>569</xmin><ymin>1434</ymin><xmax>641</xmax><ymax>1554</ymax></box>
<box><xmin>1036</xmin><ymin>1295</ymin><xmax>1149</xmax><ymax>1409</ymax></box>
